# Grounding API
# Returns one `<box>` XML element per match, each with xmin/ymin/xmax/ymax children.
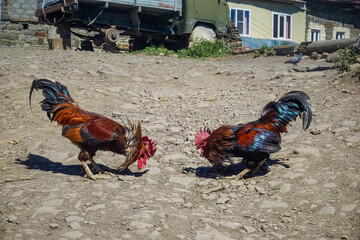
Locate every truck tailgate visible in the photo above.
<box><xmin>36</xmin><ymin>0</ymin><xmax>182</xmax><ymax>12</ymax></box>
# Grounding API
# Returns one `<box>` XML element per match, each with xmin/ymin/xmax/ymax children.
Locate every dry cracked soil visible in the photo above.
<box><xmin>0</xmin><ymin>47</ymin><xmax>359</xmax><ymax>240</ymax></box>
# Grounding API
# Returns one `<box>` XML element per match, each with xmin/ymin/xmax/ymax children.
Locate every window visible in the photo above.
<box><xmin>272</xmin><ymin>12</ymin><xmax>292</xmax><ymax>40</ymax></box>
<box><xmin>230</xmin><ymin>8</ymin><xmax>250</xmax><ymax>36</ymax></box>
<box><xmin>311</xmin><ymin>29</ymin><xmax>320</xmax><ymax>41</ymax></box>
<box><xmin>336</xmin><ymin>32</ymin><xmax>345</xmax><ymax>39</ymax></box>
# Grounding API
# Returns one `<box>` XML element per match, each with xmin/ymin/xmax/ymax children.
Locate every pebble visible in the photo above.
<box><xmin>147</xmin><ymin>166</ymin><xmax>161</xmax><ymax>175</ymax></box>
<box><xmin>61</xmin><ymin>231</ymin><xmax>84</xmax><ymax>239</ymax></box>
<box><xmin>332</xmin><ymin>127</ymin><xmax>350</xmax><ymax>134</ymax></box>
<box><xmin>279</xmin><ymin>184</ymin><xmax>291</xmax><ymax>193</ymax></box>
<box><xmin>271</xmin><ymin>231</ymin><xmax>287</xmax><ymax>240</ymax></box>
<box><xmin>319</xmin><ymin>206</ymin><xmax>336</xmax><ymax>215</ymax></box>
<box><xmin>164</xmin><ymin>153</ymin><xmax>189</xmax><ymax>162</ymax></box>
<box><xmin>293</xmin><ymin>147</ymin><xmax>321</xmax><ymax>159</ymax></box>
<box><xmin>261</xmin><ymin>200</ymin><xmax>288</xmax><ymax>208</ymax></box>
<box><xmin>69</xmin><ymin>221</ymin><xmax>82</xmax><ymax>230</ymax></box>
<box><xmin>255</xmin><ymin>186</ymin><xmax>266</xmax><ymax>195</ymax></box>
<box><xmin>169</xmin><ymin>176</ymin><xmax>196</xmax><ymax>189</ymax></box>
<box><xmin>244</xmin><ymin>225</ymin><xmax>256</xmax><ymax>233</ymax></box>
<box><xmin>31</xmin><ymin>207</ymin><xmax>59</xmax><ymax>218</ymax></box>
<box><xmin>323</xmin><ymin>183</ymin><xmax>336</xmax><ymax>188</ymax></box>
<box><xmin>340</xmin><ymin>120</ymin><xmax>356</xmax><ymax>126</ymax></box>
<box><xmin>302</xmin><ymin>177</ymin><xmax>318</xmax><ymax>185</ymax></box>
<box><xmin>217</xmin><ymin>196</ymin><xmax>230</xmax><ymax>204</ymax></box>
<box><xmin>7</xmin><ymin>215</ymin><xmax>17</xmax><ymax>223</ymax></box>
<box><xmin>341</xmin><ymin>204</ymin><xmax>356</xmax><ymax>212</ymax></box>
<box><xmin>65</xmin><ymin>216</ymin><xmax>84</xmax><ymax>223</ymax></box>
<box><xmin>49</xmin><ymin>223</ymin><xmax>60</xmax><ymax>229</ymax></box>
<box><xmin>195</xmin><ymin>224</ymin><xmax>235</xmax><ymax>240</ymax></box>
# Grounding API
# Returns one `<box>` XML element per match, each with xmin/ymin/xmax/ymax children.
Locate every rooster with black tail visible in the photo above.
<box><xmin>194</xmin><ymin>91</ymin><xmax>312</xmax><ymax>180</ymax></box>
<box><xmin>29</xmin><ymin>79</ymin><xmax>156</xmax><ymax>180</ymax></box>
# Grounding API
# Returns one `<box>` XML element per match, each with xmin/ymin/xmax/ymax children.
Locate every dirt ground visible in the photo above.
<box><xmin>0</xmin><ymin>46</ymin><xmax>359</xmax><ymax>240</ymax></box>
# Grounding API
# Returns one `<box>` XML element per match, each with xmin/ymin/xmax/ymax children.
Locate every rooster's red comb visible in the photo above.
<box><xmin>194</xmin><ymin>128</ymin><xmax>211</xmax><ymax>147</ymax></box>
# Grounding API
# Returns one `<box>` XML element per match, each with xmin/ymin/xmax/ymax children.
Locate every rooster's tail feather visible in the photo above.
<box><xmin>261</xmin><ymin>91</ymin><xmax>312</xmax><ymax>131</ymax></box>
<box><xmin>29</xmin><ymin>79</ymin><xmax>75</xmax><ymax>121</ymax></box>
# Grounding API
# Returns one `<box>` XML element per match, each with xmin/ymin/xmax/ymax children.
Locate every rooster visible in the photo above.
<box><xmin>29</xmin><ymin>79</ymin><xmax>157</xmax><ymax>180</ymax></box>
<box><xmin>194</xmin><ymin>91</ymin><xmax>312</xmax><ymax>180</ymax></box>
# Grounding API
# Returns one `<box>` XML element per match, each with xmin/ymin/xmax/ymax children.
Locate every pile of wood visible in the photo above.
<box><xmin>222</xmin><ymin>22</ymin><xmax>242</xmax><ymax>53</ymax></box>
<box><xmin>273</xmin><ymin>36</ymin><xmax>360</xmax><ymax>56</ymax></box>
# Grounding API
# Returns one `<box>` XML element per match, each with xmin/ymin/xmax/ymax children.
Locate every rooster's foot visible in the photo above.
<box><xmin>89</xmin><ymin>158</ymin><xmax>114</xmax><ymax>177</ymax></box>
<box><xmin>225</xmin><ymin>168</ymin><xmax>251</xmax><ymax>180</ymax></box>
<box><xmin>80</xmin><ymin>161</ymin><xmax>110</xmax><ymax>180</ymax></box>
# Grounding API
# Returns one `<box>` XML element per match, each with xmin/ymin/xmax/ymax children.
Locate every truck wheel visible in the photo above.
<box><xmin>188</xmin><ymin>25</ymin><xmax>216</xmax><ymax>48</ymax></box>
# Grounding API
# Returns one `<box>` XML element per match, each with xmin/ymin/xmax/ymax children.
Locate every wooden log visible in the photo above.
<box><xmin>298</xmin><ymin>37</ymin><xmax>358</xmax><ymax>55</ymax></box>
<box><xmin>273</xmin><ymin>44</ymin><xmax>299</xmax><ymax>56</ymax></box>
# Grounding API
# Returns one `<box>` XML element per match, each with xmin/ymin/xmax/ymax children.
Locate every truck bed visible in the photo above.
<box><xmin>36</xmin><ymin>0</ymin><xmax>182</xmax><ymax>12</ymax></box>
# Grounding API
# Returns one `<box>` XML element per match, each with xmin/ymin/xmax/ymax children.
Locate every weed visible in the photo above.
<box><xmin>337</xmin><ymin>46</ymin><xmax>360</xmax><ymax>73</ymax></box>
<box><xmin>254</xmin><ymin>45</ymin><xmax>276</xmax><ymax>58</ymax></box>
<box><xmin>178</xmin><ymin>40</ymin><xmax>232</xmax><ymax>58</ymax></box>
<box><xmin>132</xmin><ymin>45</ymin><xmax>176</xmax><ymax>56</ymax></box>
<box><xmin>130</xmin><ymin>40</ymin><xmax>233</xmax><ymax>58</ymax></box>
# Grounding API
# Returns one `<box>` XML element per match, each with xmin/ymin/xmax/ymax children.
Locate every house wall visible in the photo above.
<box><xmin>1</xmin><ymin>0</ymin><xmax>38</xmax><ymax>22</ymax></box>
<box><xmin>227</xmin><ymin>0</ymin><xmax>306</xmax><ymax>49</ymax></box>
<box><xmin>306</xmin><ymin>2</ymin><xmax>360</xmax><ymax>41</ymax></box>
<box><xmin>0</xmin><ymin>0</ymin><xmax>49</xmax><ymax>47</ymax></box>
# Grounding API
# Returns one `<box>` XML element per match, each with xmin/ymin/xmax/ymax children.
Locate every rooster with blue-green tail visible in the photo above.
<box><xmin>194</xmin><ymin>91</ymin><xmax>312</xmax><ymax>180</ymax></box>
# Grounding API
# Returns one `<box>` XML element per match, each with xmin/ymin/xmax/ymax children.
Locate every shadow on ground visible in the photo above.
<box><xmin>183</xmin><ymin>158</ymin><xmax>289</xmax><ymax>179</ymax></box>
<box><xmin>15</xmin><ymin>154</ymin><xmax>148</xmax><ymax>178</ymax></box>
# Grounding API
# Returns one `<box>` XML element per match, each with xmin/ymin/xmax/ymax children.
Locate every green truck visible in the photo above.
<box><xmin>36</xmin><ymin>0</ymin><xmax>233</xmax><ymax>50</ymax></box>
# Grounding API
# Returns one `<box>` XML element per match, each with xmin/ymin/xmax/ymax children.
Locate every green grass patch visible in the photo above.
<box><xmin>130</xmin><ymin>40</ymin><xmax>233</xmax><ymax>59</ymax></box>
<box><xmin>337</xmin><ymin>46</ymin><xmax>360</xmax><ymax>73</ymax></box>
<box><xmin>132</xmin><ymin>45</ymin><xmax>176</xmax><ymax>56</ymax></box>
<box><xmin>178</xmin><ymin>40</ymin><xmax>232</xmax><ymax>58</ymax></box>
<box><xmin>254</xmin><ymin>44</ymin><xmax>276</xmax><ymax>58</ymax></box>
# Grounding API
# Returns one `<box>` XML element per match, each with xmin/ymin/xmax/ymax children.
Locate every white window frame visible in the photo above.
<box><xmin>230</xmin><ymin>8</ymin><xmax>251</xmax><ymax>37</ymax></box>
<box><xmin>272</xmin><ymin>12</ymin><xmax>292</xmax><ymax>40</ymax></box>
<box><xmin>311</xmin><ymin>29</ymin><xmax>321</xmax><ymax>41</ymax></box>
<box><xmin>336</xmin><ymin>32</ymin><xmax>345</xmax><ymax>39</ymax></box>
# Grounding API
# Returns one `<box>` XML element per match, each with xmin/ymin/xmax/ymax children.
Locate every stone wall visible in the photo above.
<box><xmin>0</xmin><ymin>0</ymin><xmax>50</xmax><ymax>48</ymax></box>
<box><xmin>1</xmin><ymin>0</ymin><xmax>38</xmax><ymax>22</ymax></box>
<box><xmin>306</xmin><ymin>2</ymin><xmax>360</xmax><ymax>41</ymax></box>
<box><xmin>0</xmin><ymin>21</ymin><xmax>49</xmax><ymax>48</ymax></box>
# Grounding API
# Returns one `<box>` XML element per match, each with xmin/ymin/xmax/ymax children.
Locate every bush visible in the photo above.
<box><xmin>254</xmin><ymin>44</ymin><xmax>276</xmax><ymax>58</ymax></box>
<box><xmin>337</xmin><ymin>46</ymin><xmax>360</xmax><ymax>73</ymax></box>
<box><xmin>178</xmin><ymin>40</ymin><xmax>232</xmax><ymax>58</ymax></box>
<box><xmin>132</xmin><ymin>45</ymin><xmax>176</xmax><ymax>56</ymax></box>
<box><xmin>130</xmin><ymin>40</ymin><xmax>233</xmax><ymax>59</ymax></box>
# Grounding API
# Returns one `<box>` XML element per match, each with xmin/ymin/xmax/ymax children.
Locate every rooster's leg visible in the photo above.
<box><xmin>252</xmin><ymin>157</ymin><xmax>268</xmax><ymax>175</ymax></box>
<box><xmin>80</xmin><ymin>161</ymin><xmax>97</xmax><ymax>180</ymax></box>
<box><xmin>225</xmin><ymin>168</ymin><xmax>251</xmax><ymax>180</ymax></box>
<box><xmin>234</xmin><ymin>168</ymin><xmax>251</xmax><ymax>180</ymax></box>
<box><xmin>89</xmin><ymin>158</ymin><xmax>114</xmax><ymax>176</ymax></box>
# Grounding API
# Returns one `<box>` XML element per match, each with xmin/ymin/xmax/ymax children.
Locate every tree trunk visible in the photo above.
<box><xmin>298</xmin><ymin>37</ymin><xmax>358</xmax><ymax>55</ymax></box>
<box><xmin>273</xmin><ymin>44</ymin><xmax>299</xmax><ymax>55</ymax></box>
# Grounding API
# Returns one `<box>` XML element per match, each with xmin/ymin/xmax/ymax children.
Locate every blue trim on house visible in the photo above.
<box><xmin>241</xmin><ymin>36</ymin><xmax>296</xmax><ymax>49</ymax></box>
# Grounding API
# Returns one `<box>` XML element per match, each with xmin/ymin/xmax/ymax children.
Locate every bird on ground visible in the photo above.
<box><xmin>194</xmin><ymin>91</ymin><xmax>312</xmax><ymax>180</ymax></box>
<box><xmin>285</xmin><ymin>53</ymin><xmax>303</xmax><ymax>65</ymax></box>
<box><xmin>29</xmin><ymin>79</ymin><xmax>157</xmax><ymax>180</ymax></box>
